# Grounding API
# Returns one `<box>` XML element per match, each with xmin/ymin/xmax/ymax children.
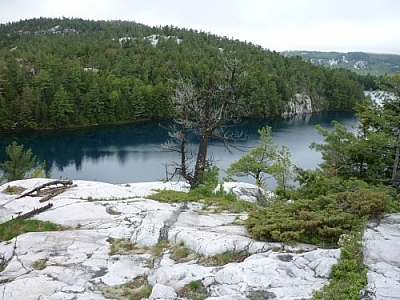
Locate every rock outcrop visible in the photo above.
<box><xmin>0</xmin><ymin>179</ymin><xmax>348</xmax><ymax>299</ymax></box>
<box><xmin>282</xmin><ymin>93</ymin><xmax>314</xmax><ymax>117</ymax></box>
<box><xmin>361</xmin><ymin>214</ymin><xmax>400</xmax><ymax>299</ymax></box>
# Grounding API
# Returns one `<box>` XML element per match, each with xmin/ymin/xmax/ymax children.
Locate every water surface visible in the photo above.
<box><xmin>0</xmin><ymin>111</ymin><xmax>358</xmax><ymax>185</ymax></box>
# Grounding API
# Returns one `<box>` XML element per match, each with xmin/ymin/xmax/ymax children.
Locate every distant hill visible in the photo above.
<box><xmin>0</xmin><ymin>18</ymin><xmax>365</xmax><ymax>130</ymax></box>
<box><xmin>281</xmin><ymin>51</ymin><xmax>400</xmax><ymax>75</ymax></box>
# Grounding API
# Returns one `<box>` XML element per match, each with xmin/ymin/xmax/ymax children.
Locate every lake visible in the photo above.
<box><xmin>0</xmin><ymin>111</ymin><xmax>358</xmax><ymax>186</ymax></box>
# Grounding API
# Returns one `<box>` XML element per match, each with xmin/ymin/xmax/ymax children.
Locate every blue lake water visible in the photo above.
<box><xmin>0</xmin><ymin>111</ymin><xmax>358</xmax><ymax>186</ymax></box>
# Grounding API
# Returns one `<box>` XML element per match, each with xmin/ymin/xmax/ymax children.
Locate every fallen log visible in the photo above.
<box><xmin>14</xmin><ymin>203</ymin><xmax>53</xmax><ymax>220</ymax></box>
<box><xmin>17</xmin><ymin>180</ymin><xmax>74</xmax><ymax>199</ymax></box>
<box><xmin>39</xmin><ymin>188</ymin><xmax>66</xmax><ymax>203</ymax></box>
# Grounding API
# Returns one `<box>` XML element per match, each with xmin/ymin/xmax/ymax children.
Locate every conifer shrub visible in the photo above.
<box><xmin>313</xmin><ymin>231</ymin><xmax>367</xmax><ymax>299</ymax></box>
<box><xmin>246</xmin><ymin>185</ymin><xmax>391</xmax><ymax>246</ymax></box>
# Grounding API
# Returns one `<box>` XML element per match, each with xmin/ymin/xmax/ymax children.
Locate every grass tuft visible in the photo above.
<box><xmin>178</xmin><ymin>280</ymin><xmax>208</xmax><ymax>300</ymax></box>
<box><xmin>0</xmin><ymin>219</ymin><xmax>66</xmax><ymax>242</ymax></box>
<box><xmin>32</xmin><ymin>258</ymin><xmax>47</xmax><ymax>270</ymax></box>
<box><xmin>99</xmin><ymin>275</ymin><xmax>152</xmax><ymax>300</ymax></box>
<box><xmin>147</xmin><ymin>189</ymin><xmax>257</xmax><ymax>213</ymax></box>
<box><xmin>2</xmin><ymin>185</ymin><xmax>26</xmax><ymax>195</ymax></box>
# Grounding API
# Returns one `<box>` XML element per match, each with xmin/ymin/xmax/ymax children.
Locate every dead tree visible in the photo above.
<box><xmin>162</xmin><ymin>58</ymin><xmax>245</xmax><ymax>189</ymax></box>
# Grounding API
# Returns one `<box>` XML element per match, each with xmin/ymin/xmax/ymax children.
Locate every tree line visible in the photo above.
<box><xmin>0</xmin><ymin>17</ymin><xmax>366</xmax><ymax>131</ymax></box>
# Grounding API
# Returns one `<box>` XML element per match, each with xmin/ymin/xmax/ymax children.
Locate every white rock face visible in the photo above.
<box><xmin>364</xmin><ymin>90</ymin><xmax>397</xmax><ymax>106</ymax></box>
<box><xmin>149</xmin><ymin>283</ymin><xmax>177</xmax><ymax>299</ymax></box>
<box><xmin>361</xmin><ymin>214</ymin><xmax>400</xmax><ymax>299</ymax></box>
<box><xmin>0</xmin><ymin>179</ymin><xmax>342</xmax><ymax>299</ymax></box>
<box><xmin>218</xmin><ymin>182</ymin><xmax>275</xmax><ymax>204</ymax></box>
<box><xmin>282</xmin><ymin>93</ymin><xmax>314</xmax><ymax>117</ymax></box>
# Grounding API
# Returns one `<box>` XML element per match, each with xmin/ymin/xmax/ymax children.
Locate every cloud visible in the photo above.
<box><xmin>258</xmin><ymin>20</ymin><xmax>400</xmax><ymax>53</ymax></box>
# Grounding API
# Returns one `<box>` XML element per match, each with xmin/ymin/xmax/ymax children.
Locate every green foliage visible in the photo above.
<box><xmin>3</xmin><ymin>185</ymin><xmax>26</xmax><ymax>194</ymax></box>
<box><xmin>0</xmin><ymin>141</ymin><xmax>37</xmax><ymax>182</ymax></box>
<box><xmin>197</xmin><ymin>251</ymin><xmax>250</xmax><ymax>266</ymax></box>
<box><xmin>148</xmin><ymin>167</ymin><xmax>257</xmax><ymax>213</ymax></box>
<box><xmin>148</xmin><ymin>186</ymin><xmax>256</xmax><ymax>213</ymax></box>
<box><xmin>147</xmin><ymin>189</ymin><xmax>189</xmax><ymax>202</ymax></box>
<box><xmin>246</xmin><ymin>176</ymin><xmax>391</xmax><ymax>245</ymax></box>
<box><xmin>294</xmin><ymin>169</ymin><xmax>391</xmax><ymax>199</ymax></box>
<box><xmin>310</xmin><ymin>122</ymin><xmax>359</xmax><ymax>177</ymax></box>
<box><xmin>269</xmin><ymin>145</ymin><xmax>296</xmax><ymax>198</ymax></box>
<box><xmin>311</xmin><ymin>74</ymin><xmax>400</xmax><ymax>189</ymax></box>
<box><xmin>227</xmin><ymin>126</ymin><xmax>276</xmax><ymax>187</ymax></box>
<box><xmin>188</xmin><ymin>280</ymin><xmax>200</xmax><ymax>291</ymax></box>
<box><xmin>29</xmin><ymin>161</ymin><xmax>48</xmax><ymax>179</ymax></box>
<box><xmin>0</xmin><ymin>219</ymin><xmax>65</xmax><ymax>242</ymax></box>
<box><xmin>313</xmin><ymin>231</ymin><xmax>367</xmax><ymax>300</ymax></box>
<box><xmin>228</xmin><ymin>126</ymin><xmax>296</xmax><ymax>197</ymax></box>
<box><xmin>148</xmin><ymin>166</ymin><xmax>222</xmax><ymax>202</ymax></box>
<box><xmin>311</xmin><ymin>120</ymin><xmax>395</xmax><ymax>184</ymax></box>
<box><xmin>0</xmin><ymin>18</ymin><xmax>364</xmax><ymax>131</ymax></box>
<box><xmin>387</xmin><ymin>197</ymin><xmax>400</xmax><ymax>213</ymax></box>
<box><xmin>178</xmin><ymin>280</ymin><xmax>208</xmax><ymax>300</ymax></box>
<box><xmin>193</xmin><ymin>166</ymin><xmax>220</xmax><ymax>197</ymax></box>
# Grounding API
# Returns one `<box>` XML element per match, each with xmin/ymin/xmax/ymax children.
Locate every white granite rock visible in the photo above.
<box><xmin>210</xmin><ymin>251</ymin><xmax>338</xmax><ymax>299</ymax></box>
<box><xmin>148</xmin><ymin>261</ymin><xmax>214</xmax><ymax>291</ymax></box>
<box><xmin>0</xmin><ymin>178</ymin><xmax>347</xmax><ymax>300</ymax></box>
<box><xmin>361</xmin><ymin>215</ymin><xmax>400</xmax><ymax>299</ymax></box>
<box><xmin>218</xmin><ymin>182</ymin><xmax>275</xmax><ymax>204</ymax></box>
<box><xmin>149</xmin><ymin>283</ymin><xmax>177</xmax><ymax>299</ymax></box>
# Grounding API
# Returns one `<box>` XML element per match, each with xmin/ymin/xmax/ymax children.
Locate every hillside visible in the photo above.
<box><xmin>282</xmin><ymin>50</ymin><xmax>400</xmax><ymax>75</ymax></box>
<box><xmin>0</xmin><ymin>18</ymin><xmax>365</xmax><ymax>131</ymax></box>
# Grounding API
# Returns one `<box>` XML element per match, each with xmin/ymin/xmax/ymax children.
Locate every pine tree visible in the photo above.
<box><xmin>227</xmin><ymin>126</ymin><xmax>277</xmax><ymax>188</ymax></box>
<box><xmin>0</xmin><ymin>142</ymin><xmax>37</xmax><ymax>182</ymax></box>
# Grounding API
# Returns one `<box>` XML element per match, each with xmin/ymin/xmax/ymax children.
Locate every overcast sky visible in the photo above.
<box><xmin>1</xmin><ymin>0</ymin><xmax>399</xmax><ymax>54</ymax></box>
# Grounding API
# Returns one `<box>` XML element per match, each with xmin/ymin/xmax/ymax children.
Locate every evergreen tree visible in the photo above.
<box><xmin>0</xmin><ymin>17</ymin><xmax>366</xmax><ymax>131</ymax></box>
<box><xmin>269</xmin><ymin>145</ymin><xmax>296</xmax><ymax>197</ymax></box>
<box><xmin>227</xmin><ymin>126</ymin><xmax>277</xmax><ymax>188</ymax></box>
<box><xmin>311</xmin><ymin>72</ymin><xmax>400</xmax><ymax>186</ymax></box>
<box><xmin>0</xmin><ymin>141</ymin><xmax>37</xmax><ymax>182</ymax></box>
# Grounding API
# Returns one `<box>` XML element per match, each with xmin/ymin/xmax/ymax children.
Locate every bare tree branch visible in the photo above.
<box><xmin>162</xmin><ymin>57</ymin><xmax>246</xmax><ymax>189</ymax></box>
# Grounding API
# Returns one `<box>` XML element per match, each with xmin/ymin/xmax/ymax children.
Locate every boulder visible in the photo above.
<box><xmin>218</xmin><ymin>182</ymin><xmax>275</xmax><ymax>204</ymax></box>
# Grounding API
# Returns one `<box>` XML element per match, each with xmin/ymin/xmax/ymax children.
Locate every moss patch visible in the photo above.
<box><xmin>2</xmin><ymin>185</ymin><xmax>26</xmax><ymax>195</ymax></box>
<box><xmin>107</xmin><ymin>237</ymin><xmax>146</xmax><ymax>255</ymax></box>
<box><xmin>198</xmin><ymin>250</ymin><xmax>250</xmax><ymax>267</ymax></box>
<box><xmin>177</xmin><ymin>280</ymin><xmax>208</xmax><ymax>300</ymax></box>
<box><xmin>99</xmin><ymin>275</ymin><xmax>152</xmax><ymax>300</ymax></box>
<box><xmin>0</xmin><ymin>219</ymin><xmax>66</xmax><ymax>242</ymax></box>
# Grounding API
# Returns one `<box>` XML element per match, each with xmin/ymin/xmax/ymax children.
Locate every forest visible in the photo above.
<box><xmin>0</xmin><ymin>17</ymin><xmax>367</xmax><ymax>131</ymax></box>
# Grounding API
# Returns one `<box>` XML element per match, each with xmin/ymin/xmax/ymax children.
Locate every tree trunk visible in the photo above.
<box><xmin>192</xmin><ymin>131</ymin><xmax>210</xmax><ymax>189</ymax></box>
<box><xmin>179</xmin><ymin>129</ymin><xmax>194</xmax><ymax>187</ymax></box>
<box><xmin>391</xmin><ymin>136</ymin><xmax>400</xmax><ymax>188</ymax></box>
